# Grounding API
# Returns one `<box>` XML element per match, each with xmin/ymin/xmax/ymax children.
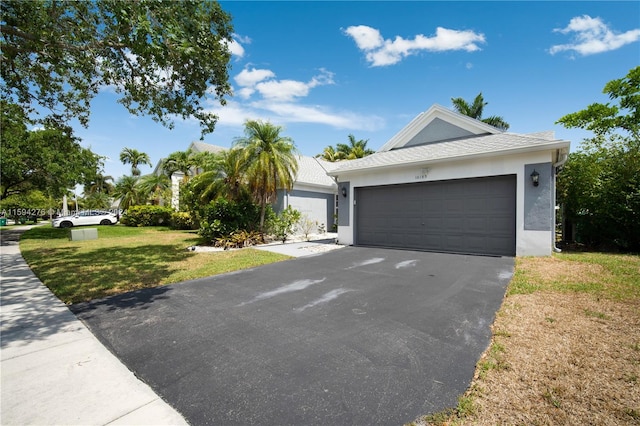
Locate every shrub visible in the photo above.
<box><xmin>271</xmin><ymin>206</ymin><xmax>301</xmax><ymax>243</ymax></box>
<box><xmin>171</xmin><ymin>211</ymin><xmax>198</xmax><ymax>230</ymax></box>
<box><xmin>121</xmin><ymin>205</ymin><xmax>173</xmax><ymax>227</ymax></box>
<box><xmin>198</xmin><ymin>196</ymin><xmax>263</xmax><ymax>243</ymax></box>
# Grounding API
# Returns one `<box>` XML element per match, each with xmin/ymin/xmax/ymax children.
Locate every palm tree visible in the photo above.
<box><xmin>84</xmin><ymin>173</ymin><xmax>114</xmax><ymax>195</ymax></box>
<box><xmin>451</xmin><ymin>93</ymin><xmax>510</xmax><ymax>130</ymax></box>
<box><xmin>138</xmin><ymin>173</ymin><xmax>171</xmax><ymax>205</ymax></box>
<box><xmin>336</xmin><ymin>134</ymin><xmax>375</xmax><ymax>160</ymax></box>
<box><xmin>162</xmin><ymin>149</ymin><xmax>197</xmax><ymax>182</ymax></box>
<box><xmin>233</xmin><ymin>120</ymin><xmax>299</xmax><ymax>230</ymax></box>
<box><xmin>190</xmin><ymin>149</ymin><xmax>247</xmax><ymax>203</ymax></box>
<box><xmin>119</xmin><ymin>148</ymin><xmax>152</xmax><ymax>176</ymax></box>
<box><xmin>83</xmin><ymin>192</ymin><xmax>111</xmax><ymax>210</ymax></box>
<box><xmin>316</xmin><ymin>145</ymin><xmax>346</xmax><ymax>162</ymax></box>
<box><xmin>112</xmin><ymin>175</ymin><xmax>143</xmax><ymax>210</ymax></box>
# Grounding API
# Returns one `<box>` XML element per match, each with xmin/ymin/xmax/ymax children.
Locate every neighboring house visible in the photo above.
<box><xmin>153</xmin><ymin>141</ymin><xmax>226</xmax><ymax>210</ymax></box>
<box><xmin>274</xmin><ymin>156</ymin><xmax>339</xmax><ymax>232</ymax></box>
<box><xmin>327</xmin><ymin>104</ymin><xmax>570</xmax><ymax>257</ymax></box>
<box><xmin>155</xmin><ymin>142</ymin><xmax>339</xmax><ymax>232</ymax></box>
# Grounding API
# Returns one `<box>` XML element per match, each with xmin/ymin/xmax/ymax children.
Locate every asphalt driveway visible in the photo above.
<box><xmin>71</xmin><ymin>247</ymin><xmax>514</xmax><ymax>425</ymax></box>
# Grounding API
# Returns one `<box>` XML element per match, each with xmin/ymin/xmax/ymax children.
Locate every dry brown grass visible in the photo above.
<box><xmin>411</xmin><ymin>253</ymin><xmax>640</xmax><ymax>426</ymax></box>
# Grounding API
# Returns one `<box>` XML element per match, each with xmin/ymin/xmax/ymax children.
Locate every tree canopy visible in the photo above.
<box><xmin>0</xmin><ymin>101</ymin><xmax>101</xmax><ymax>200</ymax></box>
<box><xmin>120</xmin><ymin>148</ymin><xmax>152</xmax><ymax>176</ymax></box>
<box><xmin>318</xmin><ymin>134</ymin><xmax>375</xmax><ymax>162</ymax></box>
<box><xmin>557</xmin><ymin>66</ymin><xmax>639</xmax><ymax>140</ymax></box>
<box><xmin>556</xmin><ymin>66</ymin><xmax>639</xmax><ymax>251</ymax></box>
<box><xmin>451</xmin><ymin>92</ymin><xmax>510</xmax><ymax>130</ymax></box>
<box><xmin>233</xmin><ymin>120</ymin><xmax>299</xmax><ymax>230</ymax></box>
<box><xmin>1</xmin><ymin>0</ymin><xmax>234</xmax><ymax>137</ymax></box>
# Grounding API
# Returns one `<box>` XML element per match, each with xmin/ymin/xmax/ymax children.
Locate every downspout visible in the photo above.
<box><xmin>552</xmin><ymin>149</ymin><xmax>569</xmax><ymax>253</ymax></box>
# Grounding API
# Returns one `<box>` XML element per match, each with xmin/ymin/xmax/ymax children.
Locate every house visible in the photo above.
<box><xmin>158</xmin><ymin>142</ymin><xmax>339</xmax><ymax>232</ymax></box>
<box><xmin>274</xmin><ymin>156</ymin><xmax>339</xmax><ymax>232</ymax></box>
<box><xmin>326</xmin><ymin>104</ymin><xmax>570</xmax><ymax>257</ymax></box>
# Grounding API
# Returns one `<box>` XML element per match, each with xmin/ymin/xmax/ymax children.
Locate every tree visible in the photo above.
<box><xmin>120</xmin><ymin>148</ymin><xmax>152</xmax><ymax>177</ymax></box>
<box><xmin>317</xmin><ymin>134</ymin><xmax>374</xmax><ymax>162</ymax></box>
<box><xmin>336</xmin><ymin>134</ymin><xmax>375</xmax><ymax>160</ymax></box>
<box><xmin>138</xmin><ymin>173</ymin><xmax>171</xmax><ymax>205</ymax></box>
<box><xmin>233</xmin><ymin>120</ymin><xmax>299</xmax><ymax>230</ymax></box>
<box><xmin>1</xmin><ymin>0</ymin><xmax>233</xmax><ymax>137</ymax></box>
<box><xmin>83</xmin><ymin>192</ymin><xmax>112</xmax><ymax>210</ymax></box>
<box><xmin>1</xmin><ymin>101</ymin><xmax>101</xmax><ymax>200</ymax></box>
<box><xmin>190</xmin><ymin>149</ymin><xmax>246</xmax><ymax>203</ymax></box>
<box><xmin>451</xmin><ymin>93</ymin><xmax>510</xmax><ymax>130</ymax></box>
<box><xmin>112</xmin><ymin>176</ymin><xmax>143</xmax><ymax>210</ymax></box>
<box><xmin>84</xmin><ymin>173</ymin><xmax>114</xmax><ymax>196</ymax></box>
<box><xmin>557</xmin><ymin>67</ymin><xmax>639</xmax><ymax>139</ymax></box>
<box><xmin>162</xmin><ymin>149</ymin><xmax>198</xmax><ymax>182</ymax></box>
<box><xmin>556</xmin><ymin>66</ymin><xmax>639</xmax><ymax>251</ymax></box>
<box><xmin>316</xmin><ymin>146</ymin><xmax>346</xmax><ymax>162</ymax></box>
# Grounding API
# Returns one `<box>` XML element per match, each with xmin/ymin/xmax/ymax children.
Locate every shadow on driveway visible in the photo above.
<box><xmin>72</xmin><ymin>247</ymin><xmax>514</xmax><ymax>425</ymax></box>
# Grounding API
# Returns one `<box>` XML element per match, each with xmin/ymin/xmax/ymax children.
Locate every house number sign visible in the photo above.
<box><xmin>414</xmin><ymin>168</ymin><xmax>430</xmax><ymax>180</ymax></box>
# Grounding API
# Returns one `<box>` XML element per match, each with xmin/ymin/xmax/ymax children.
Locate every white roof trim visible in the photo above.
<box><xmin>378</xmin><ymin>104</ymin><xmax>503</xmax><ymax>152</ymax></box>
<box><xmin>328</xmin><ymin>134</ymin><xmax>570</xmax><ymax>177</ymax></box>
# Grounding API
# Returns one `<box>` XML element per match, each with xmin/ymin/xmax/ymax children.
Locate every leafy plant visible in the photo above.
<box><xmin>171</xmin><ymin>211</ymin><xmax>198</xmax><ymax>230</ymax></box>
<box><xmin>198</xmin><ymin>196</ymin><xmax>264</xmax><ymax>243</ymax></box>
<box><xmin>121</xmin><ymin>205</ymin><xmax>173</xmax><ymax>227</ymax></box>
<box><xmin>271</xmin><ymin>206</ymin><xmax>301</xmax><ymax>243</ymax></box>
<box><xmin>215</xmin><ymin>230</ymin><xmax>264</xmax><ymax>249</ymax></box>
<box><xmin>557</xmin><ymin>66</ymin><xmax>640</xmax><ymax>251</ymax></box>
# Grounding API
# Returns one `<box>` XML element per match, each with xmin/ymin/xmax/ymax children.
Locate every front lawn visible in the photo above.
<box><xmin>19</xmin><ymin>225</ymin><xmax>290</xmax><ymax>304</ymax></box>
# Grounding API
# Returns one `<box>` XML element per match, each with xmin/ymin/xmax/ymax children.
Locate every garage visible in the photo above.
<box><xmin>328</xmin><ymin>104</ymin><xmax>571</xmax><ymax>256</ymax></box>
<box><xmin>355</xmin><ymin>175</ymin><xmax>516</xmax><ymax>256</ymax></box>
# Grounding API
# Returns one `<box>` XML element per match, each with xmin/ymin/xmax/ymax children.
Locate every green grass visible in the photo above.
<box><xmin>508</xmin><ymin>252</ymin><xmax>640</xmax><ymax>301</ymax></box>
<box><xmin>19</xmin><ymin>225</ymin><xmax>291</xmax><ymax>304</ymax></box>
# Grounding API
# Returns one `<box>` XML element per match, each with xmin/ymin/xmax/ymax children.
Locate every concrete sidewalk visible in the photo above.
<box><xmin>0</xmin><ymin>226</ymin><xmax>187</xmax><ymax>425</ymax></box>
<box><xmin>254</xmin><ymin>235</ymin><xmax>344</xmax><ymax>258</ymax></box>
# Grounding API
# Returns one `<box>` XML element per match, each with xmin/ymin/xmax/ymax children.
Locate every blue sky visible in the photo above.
<box><xmin>74</xmin><ymin>1</ymin><xmax>640</xmax><ymax>182</ymax></box>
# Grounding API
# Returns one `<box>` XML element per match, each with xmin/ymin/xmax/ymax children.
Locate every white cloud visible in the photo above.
<box><xmin>206</xmin><ymin>65</ymin><xmax>379</xmax><ymax>131</ymax></box>
<box><xmin>226</xmin><ymin>34</ymin><xmax>251</xmax><ymax>59</ymax></box>
<box><xmin>227</xmin><ymin>39</ymin><xmax>245</xmax><ymax>57</ymax></box>
<box><xmin>235</xmin><ymin>68</ymin><xmax>276</xmax><ymax>88</ymax></box>
<box><xmin>234</xmin><ymin>67</ymin><xmax>334</xmax><ymax>102</ymax></box>
<box><xmin>204</xmin><ymin>98</ymin><xmax>384</xmax><ymax>132</ymax></box>
<box><xmin>343</xmin><ymin>25</ymin><xmax>384</xmax><ymax>50</ymax></box>
<box><xmin>252</xmin><ymin>101</ymin><xmax>385</xmax><ymax>131</ymax></box>
<box><xmin>344</xmin><ymin>25</ymin><xmax>485</xmax><ymax>67</ymax></box>
<box><xmin>549</xmin><ymin>15</ymin><xmax>640</xmax><ymax>56</ymax></box>
<box><xmin>255</xmin><ymin>79</ymin><xmax>314</xmax><ymax>101</ymax></box>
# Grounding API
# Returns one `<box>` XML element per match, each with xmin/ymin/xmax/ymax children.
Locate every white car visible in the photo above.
<box><xmin>52</xmin><ymin>210</ymin><xmax>119</xmax><ymax>228</ymax></box>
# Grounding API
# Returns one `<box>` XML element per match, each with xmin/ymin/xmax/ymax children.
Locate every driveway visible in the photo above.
<box><xmin>71</xmin><ymin>247</ymin><xmax>513</xmax><ymax>425</ymax></box>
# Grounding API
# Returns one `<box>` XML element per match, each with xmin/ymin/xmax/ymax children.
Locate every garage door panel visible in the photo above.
<box><xmin>355</xmin><ymin>175</ymin><xmax>516</xmax><ymax>256</ymax></box>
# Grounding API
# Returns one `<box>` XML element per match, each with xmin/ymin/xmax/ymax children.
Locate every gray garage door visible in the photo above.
<box><xmin>355</xmin><ymin>175</ymin><xmax>516</xmax><ymax>256</ymax></box>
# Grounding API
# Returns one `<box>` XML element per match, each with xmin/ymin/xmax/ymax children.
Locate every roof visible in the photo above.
<box><xmin>294</xmin><ymin>156</ymin><xmax>338</xmax><ymax>189</ymax></box>
<box><xmin>189</xmin><ymin>141</ymin><xmax>226</xmax><ymax>154</ymax></box>
<box><xmin>378</xmin><ymin>104</ymin><xmax>503</xmax><ymax>152</ymax></box>
<box><xmin>327</xmin><ymin>132</ymin><xmax>570</xmax><ymax>177</ymax></box>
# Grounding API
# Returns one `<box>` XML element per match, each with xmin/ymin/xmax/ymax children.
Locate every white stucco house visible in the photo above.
<box><xmin>327</xmin><ymin>104</ymin><xmax>570</xmax><ymax>257</ymax></box>
<box><xmin>157</xmin><ymin>141</ymin><xmax>339</xmax><ymax>232</ymax></box>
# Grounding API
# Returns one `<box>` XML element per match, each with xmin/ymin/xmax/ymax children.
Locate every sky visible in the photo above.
<box><xmin>72</xmin><ymin>1</ymin><xmax>640</xmax><ymax>183</ymax></box>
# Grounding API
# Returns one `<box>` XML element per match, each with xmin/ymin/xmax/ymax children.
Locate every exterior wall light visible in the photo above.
<box><xmin>341</xmin><ymin>186</ymin><xmax>348</xmax><ymax>197</ymax></box>
<box><xmin>530</xmin><ymin>169</ymin><xmax>540</xmax><ymax>187</ymax></box>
